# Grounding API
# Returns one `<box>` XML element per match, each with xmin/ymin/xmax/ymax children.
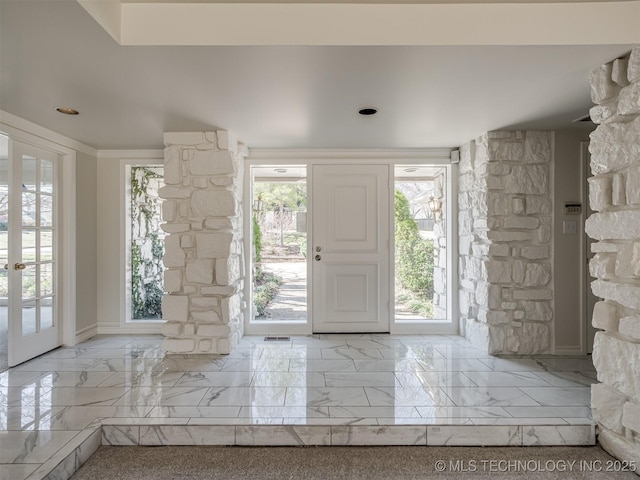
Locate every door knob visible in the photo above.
<box><xmin>315</xmin><ymin>246</ymin><xmax>321</xmax><ymax>252</ymax></box>
<box><xmin>14</xmin><ymin>263</ymin><xmax>26</xmax><ymax>270</ymax></box>
<box><xmin>314</xmin><ymin>254</ymin><xmax>321</xmax><ymax>261</ymax></box>
<box><xmin>2</xmin><ymin>264</ymin><xmax>7</xmax><ymax>270</ymax></box>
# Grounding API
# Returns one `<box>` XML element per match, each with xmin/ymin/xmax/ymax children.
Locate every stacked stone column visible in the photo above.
<box><xmin>432</xmin><ymin>168</ymin><xmax>447</xmax><ymax>319</ymax></box>
<box><xmin>159</xmin><ymin>131</ymin><xmax>247</xmax><ymax>354</ymax></box>
<box><xmin>586</xmin><ymin>47</ymin><xmax>640</xmax><ymax>466</ymax></box>
<box><xmin>459</xmin><ymin>131</ymin><xmax>553</xmax><ymax>354</ymax></box>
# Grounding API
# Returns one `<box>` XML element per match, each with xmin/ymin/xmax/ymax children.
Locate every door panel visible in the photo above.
<box><xmin>8</xmin><ymin>141</ymin><xmax>60</xmax><ymax>366</ymax></box>
<box><xmin>312</xmin><ymin>164</ymin><xmax>390</xmax><ymax>333</ymax></box>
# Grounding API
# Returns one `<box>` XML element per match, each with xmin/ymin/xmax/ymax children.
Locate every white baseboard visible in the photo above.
<box><xmin>554</xmin><ymin>346</ymin><xmax>585</xmax><ymax>355</ymax></box>
<box><xmin>97</xmin><ymin>323</ymin><xmax>163</xmax><ymax>335</ymax></box>
<box><xmin>74</xmin><ymin>324</ymin><xmax>98</xmax><ymax>344</ymax></box>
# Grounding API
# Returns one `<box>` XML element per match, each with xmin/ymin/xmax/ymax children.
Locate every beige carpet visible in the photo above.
<box><xmin>71</xmin><ymin>446</ymin><xmax>638</xmax><ymax>479</ymax></box>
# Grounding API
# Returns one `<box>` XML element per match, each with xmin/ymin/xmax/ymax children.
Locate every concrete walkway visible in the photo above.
<box><xmin>262</xmin><ymin>261</ymin><xmax>307</xmax><ymax>320</ymax></box>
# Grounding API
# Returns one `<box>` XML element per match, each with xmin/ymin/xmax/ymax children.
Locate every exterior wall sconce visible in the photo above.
<box><xmin>427</xmin><ymin>196</ymin><xmax>442</xmax><ymax>219</ymax></box>
<box><xmin>253</xmin><ymin>194</ymin><xmax>264</xmax><ymax>215</ymax></box>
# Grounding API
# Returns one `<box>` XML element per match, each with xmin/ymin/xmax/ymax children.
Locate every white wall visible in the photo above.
<box><xmin>553</xmin><ymin>130</ymin><xmax>592</xmax><ymax>353</ymax></box>
<box><xmin>75</xmin><ymin>151</ymin><xmax>98</xmax><ymax>336</ymax></box>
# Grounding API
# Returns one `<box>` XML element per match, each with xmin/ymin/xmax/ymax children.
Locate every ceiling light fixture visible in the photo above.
<box><xmin>55</xmin><ymin>107</ymin><xmax>79</xmax><ymax>115</ymax></box>
<box><xmin>358</xmin><ymin>108</ymin><xmax>377</xmax><ymax>116</ymax></box>
<box><xmin>274</xmin><ymin>168</ymin><xmax>288</xmax><ymax>173</ymax></box>
<box><xmin>403</xmin><ymin>168</ymin><xmax>418</xmax><ymax>173</ymax></box>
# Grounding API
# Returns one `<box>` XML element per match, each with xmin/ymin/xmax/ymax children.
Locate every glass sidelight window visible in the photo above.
<box><xmin>394</xmin><ymin>166</ymin><xmax>448</xmax><ymax>321</ymax></box>
<box><xmin>126</xmin><ymin>165</ymin><xmax>165</xmax><ymax>321</ymax></box>
<box><xmin>249</xmin><ymin>166</ymin><xmax>307</xmax><ymax>325</ymax></box>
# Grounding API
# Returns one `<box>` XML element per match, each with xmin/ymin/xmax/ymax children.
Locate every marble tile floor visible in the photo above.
<box><xmin>0</xmin><ymin>334</ymin><xmax>597</xmax><ymax>479</ymax></box>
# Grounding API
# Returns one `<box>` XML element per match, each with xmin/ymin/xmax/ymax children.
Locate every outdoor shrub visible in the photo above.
<box><xmin>394</xmin><ymin>189</ymin><xmax>435</xmax><ymax>300</ymax></box>
<box><xmin>254</xmin><ymin>272</ymin><xmax>282</xmax><ymax>317</ymax></box>
<box><xmin>253</xmin><ymin>216</ymin><xmax>263</xmax><ymax>262</ymax></box>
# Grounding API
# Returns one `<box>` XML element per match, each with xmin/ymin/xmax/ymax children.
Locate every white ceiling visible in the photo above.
<box><xmin>0</xmin><ymin>1</ymin><xmax>636</xmax><ymax>150</ymax></box>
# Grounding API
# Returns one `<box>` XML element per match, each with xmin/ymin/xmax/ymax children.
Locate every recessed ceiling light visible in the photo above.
<box><xmin>55</xmin><ymin>107</ymin><xmax>79</xmax><ymax>115</ymax></box>
<box><xmin>358</xmin><ymin>108</ymin><xmax>378</xmax><ymax>116</ymax></box>
<box><xmin>403</xmin><ymin>168</ymin><xmax>418</xmax><ymax>173</ymax></box>
<box><xmin>274</xmin><ymin>168</ymin><xmax>288</xmax><ymax>173</ymax></box>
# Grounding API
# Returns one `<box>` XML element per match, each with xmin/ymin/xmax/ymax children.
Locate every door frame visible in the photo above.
<box><xmin>1</xmin><ymin>116</ymin><xmax>78</xmax><ymax>351</ymax></box>
<box><xmin>244</xmin><ymin>149</ymin><xmax>457</xmax><ymax>336</ymax></box>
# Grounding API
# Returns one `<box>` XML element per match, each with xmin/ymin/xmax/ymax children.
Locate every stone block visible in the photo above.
<box><xmin>192</xmin><ymin>177</ymin><xmax>209</xmax><ymax>189</ymax></box>
<box><xmin>625</xmin><ymin>166</ymin><xmax>640</xmax><ymax>205</ymax></box>
<box><xmin>615</xmin><ymin>242</ymin><xmax>640</xmax><ymax>278</ymax></box>
<box><xmin>511</xmin><ymin>260</ymin><xmax>525</xmax><ymax>283</ymax></box>
<box><xmin>163</xmin><ymin>269</ymin><xmax>182</xmax><ymax>293</ymax></box>
<box><xmin>197</xmin><ymin>324</ymin><xmax>230</xmax><ymax>337</ymax></box>
<box><xmin>164</xmin><ymin>338</ymin><xmax>195</xmax><ymax>353</ymax></box>
<box><xmin>211</xmin><ymin>177</ymin><xmax>234</xmax><ymax>187</ymax></box>
<box><xmin>524</xmin><ymin>263</ymin><xmax>551</xmax><ymax>287</ymax></box>
<box><xmin>161</xmin><ymin>223</ymin><xmax>190</xmax><ymax>234</ymax></box>
<box><xmin>592</xmin><ymin>301</ymin><xmax>619</xmax><ymax>331</ymax></box>
<box><xmin>590</xmin><ymin>62</ymin><xmax>621</xmax><ymax>104</ymax></box>
<box><xmin>459</xmin><ymin>141</ymin><xmax>474</xmax><ymax>174</ymax></box>
<box><xmin>504</xmin><ymin>216</ymin><xmax>539</xmax><ymax>229</ymax></box>
<box><xmin>486</xmin><ymin>231</ymin><xmax>532</xmax><ymax>242</ymax></box>
<box><xmin>162</xmin><ymin>200</ymin><xmax>177</xmax><ymax>222</ymax></box>
<box><xmin>619</xmin><ymin>315</ymin><xmax>640</xmax><ymax>341</ymax></box>
<box><xmin>204</xmin><ymin>218</ymin><xmax>234</xmax><ymax>230</ymax></box>
<box><xmin>158</xmin><ymin>186</ymin><xmax>190</xmax><ymax>199</ymax></box>
<box><xmin>538</xmin><ymin>225</ymin><xmax>552</xmax><ymax>244</ymax></box>
<box><xmin>589</xmin><ymin>101</ymin><xmax>629</xmax><ymax>125</ymax></box>
<box><xmin>513</xmin><ymin>289</ymin><xmax>552</xmax><ymax>300</ymax></box>
<box><xmin>512</xmin><ymin>197</ymin><xmax>525</xmax><ymax>214</ymax></box>
<box><xmin>592</xmin><ymin>279</ymin><xmax>640</xmax><ymax>311</ymax></box>
<box><xmin>185</xmin><ymin>259</ymin><xmax>215</xmax><ymax>284</ymax></box>
<box><xmin>195</xmin><ymin>233</ymin><xmax>233</xmax><ymax>258</ymax></box>
<box><xmin>179</xmin><ymin>202</ymin><xmax>190</xmax><ymax>217</ymax></box>
<box><xmin>487</xmin><ymin>192</ymin><xmax>510</xmax><ymax>216</ymax></box>
<box><xmin>483</xmin><ymin>260</ymin><xmax>511</xmax><ymax>283</ymax></box>
<box><xmin>163</xmin><ymin>235</ymin><xmax>185</xmax><ymax>268</ymax></box>
<box><xmin>161</xmin><ymin>322</ymin><xmax>182</xmax><ymax>337</ymax></box>
<box><xmin>183</xmin><ymin>286</ymin><xmax>197</xmax><ymax>294</ymax></box>
<box><xmin>519</xmin><ymin>323</ymin><xmax>550</xmax><ymax>354</ymax></box>
<box><xmin>589</xmin><ymin>116</ymin><xmax>640</xmax><ymax>174</ymax></box>
<box><xmin>161</xmin><ymin>295</ymin><xmax>189</xmax><ymax>322</ymax></box>
<box><xmin>520</xmin><ymin>246</ymin><xmax>550</xmax><ymax>260</ymax></box>
<box><xmin>589</xmin><ymin>253</ymin><xmax>615</xmax><ymax>280</ymax></box>
<box><xmin>191</xmin><ymin>190</ymin><xmax>237</xmax><ymax>218</ymax></box>
<box><xmin>216</xmin><ymin>256</ymin><xmax>241</xmax><ymax>285</ymax></box>
<box><xmin>593</xmin><ymin>332</ymin><xmax>640</xmax><ymax>402</ymax></box>
<box><xmin>221</xmin><ymin>295</ymin><xmax>242</xmax><ymax>324</ymax></box>
<box><xmin>486</xmin><ymin>310</ymin><xmax>510</xmax><ymax>325</ymax></box>
<box><xmin>622</xmin><ymin>401</ymin><xmax>640</xmax><ymax>434</ymax></box>
<box><xmin>612</xmin><ymin>173</ymin><xmax>626</xmax><ymax>206</ymax></box>
<box><xmin>591</xmin><ymin>242</ymin><xmax>618</xmax><ymax>253</ymax></box>
<box><xmin>189</xmin><ymin>150</ymin><xmax>235</xmax><ymax>176</ymax></box>
<box><xmin>522</xmin><ymin>301</ymin><xmax>553</xmax><ymax>321</ymax></box>
<box><xmin>192</xmin><ymin>310</ymin><xmax>221</xmax><ymax>323</ymax></box>
<box><xmin>524</xmin><ymin>196</ymin><xmax>552</xmax><ymax>215</ymax></box>
<box><xmin>201</xmin><ymin>286</ymin><xmax>236</xmax><ymax>296</ymax></box>
<box><xmin>198</xmin><ymin>339</ymin><xmax>214</xmax><ymax>353</ymax></box>
<box><xmin>487</xmin><ymin>163</ymin><xmax>511</xmax><ymax>176</ymax></box>
<box><xmin>501</xmin><ymin>302</ymin><xmax>517</xmax><ymax>310</ymax></box>
<box><xmin>486</xmin><ymin>175</ymin><xmax>505</xmax><ymax>190</ymax></box>
<box><xmin>585</xmin><ymin>210</ymin><xmax>640</xmax><ymax>241</ymax></box>
<box><xmin>587</xmin><ymin>176</ymin><xmax>612</xmax><ymax>211</ymax></box>
<box><xmin>191</xmin><ymin>221</ymin><xmax>203</xmax><ymax>231</ymax></box>
<box><xmin>628</xmin><ymin>46</ymin><xmax>640</xmax><ymax>83</ymax></box>
<box><xmin>505</xmin><ymin>165</ymin><xmax>549</xmax><ymax>195</ymax></box>
<box><xmin>488</xmin><ymin>244</ymin><xmax>510</xmax><ymax>257</ymax></box>
<box><xmin>164</xmin><ymin>132</ymin><xmax>205</xmax><ymax>146</ymax></box>
<box><xmin>487</xmin><ymin>139</ymin><xmax>524</xmax><ymax>162</ymax></box>
<box><xmin>191</xmin><ymin>297</ymin><xmax>219</xmax><ymax>308</ymax></box>
<box><xmin>183</xmin><ymin>323</ymin><xmax>195</xmax><ymax>336</ymax></box>
<box><xmin>523</xmin><ymin>131</ymin><xmax>552</xmax><ymax>164</ymax></box>
<box><xmin>180</xmin><ymin>235</ymin><xmax>194</xmax><ymax>248</ymax></box>
<box><xmin>618</xmin><ymin>82</ymin><xmax>640</xmax><ymax>116</ymax></box>
<box><xmin>163</xmin><ymin>146</ymin><xmax>181</xmax><ymax>185</ymax></box>
<box><xmin>598</xmin><ymin>429</ymin><xmax>640</xmax><ymax>468</ymax></box>
<box><xmin>592</xmin><ymin>383</ymin><xmax>627</xmax><ymax>434</ymax></box>
<box><xmin>612</xmin><ymin>57</ymin><xmax>630</xmax><ymax>87</ymax></box>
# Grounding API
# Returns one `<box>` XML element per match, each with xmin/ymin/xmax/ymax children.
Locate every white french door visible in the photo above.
<box><xmin>3</xmin><ymin>141</ymin><xmax>60</xmax><ymax>366</ymax></box>
<box><xmin>311</xmin><ymin>164</ymin><xmax>390</xmax><ymax>333</ymax></box>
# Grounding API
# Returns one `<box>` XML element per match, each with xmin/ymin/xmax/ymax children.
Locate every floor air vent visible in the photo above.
<box><xmin>264</xmin><ymin>336</ymin><xmax>291</xmax><ymax>342</ymax></box>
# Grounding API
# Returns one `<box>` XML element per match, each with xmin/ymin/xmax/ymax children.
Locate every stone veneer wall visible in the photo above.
<box><xmin>586</xmin><ymin>47</ymin><xmax>640</xmax><ymax>466</ymax></box>
<box><xmin>159</xmin><ymin>131</ymin><xmax>247</xmax><ymax>354</ymax></box>
<box><xmin>459</xmin><ymin>131</ymin><xmax>554</xmax><ymax>354</ymax></box>
<box><xmin>432</xmin><ymin>168</ymin><xmax>447</xmax><ymax>319</ymax></box>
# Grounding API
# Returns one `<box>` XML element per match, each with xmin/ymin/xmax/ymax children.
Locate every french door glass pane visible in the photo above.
<box><xmin>40</xmin><ymin>195</ymin><xmax>53</xmax><ymax>227</ymax></box>
<box><xmin>40</xmin><ymin>297</ymin><xmax>54</xmax><ymax>330</ymax></box>
<box><xmin>40</xmin><ymin>230</ymin><xmax>53</xmax><ymax>261</ymax></box>
<box><xmin>21</xmin><ymin>264</ymin><xmax>36</xmax><ymax>300</ymax></box>
<box><xmin>22</xmin><ymin>193</ymin><xmax>36</xmax><ymax>227</ymax></box>
<box><xmin>22</xmin><ymin>301</ymin><xmax>37</xmax><ymax>335</ymax></box>
<box><xmin>22</xmin><ymin>156</ymin><xmax>37</xmax><ymax>191</ymax></box>
<box><xmin>40</xmin><ymin>160</ymin><xmax>53</xmax><ymax>194</ymax></box>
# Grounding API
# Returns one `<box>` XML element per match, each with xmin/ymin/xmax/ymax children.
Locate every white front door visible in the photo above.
<box><xmin>312</xmin><ymin>164</ymin><xmax>390</xmax><ymax>333</ymax></box>
<box><xmin>5</xmin><ymin>141</ymin><xmax>60</xmax><ymax>366</ymax></box>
